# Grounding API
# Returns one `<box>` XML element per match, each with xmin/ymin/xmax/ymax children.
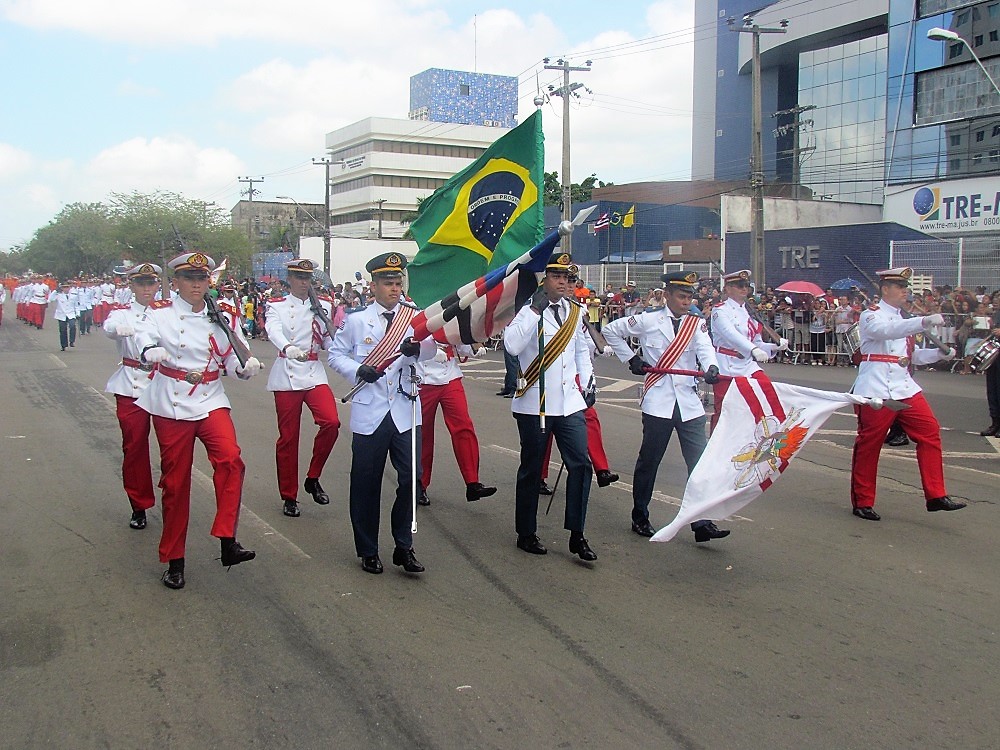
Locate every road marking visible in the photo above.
<box><xmin>485</xmin><ymin>444</ymin><xmax>753</xmax><ymax>523</ymax></box>
<box><xmin>595</xmin><ymin>378</ymin><xmax>638</xmax><ymax>393</ymax></box>
<box><xmin>48</xmin><ymin>353</ymin><xmax>67</xmax><ymax>369</ymax></box>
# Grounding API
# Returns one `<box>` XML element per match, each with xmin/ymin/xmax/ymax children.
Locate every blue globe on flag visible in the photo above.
<box><xmin>913</xmin><ymin>187</ymin><xmax>935</xmax><ymax>216</ymax></box>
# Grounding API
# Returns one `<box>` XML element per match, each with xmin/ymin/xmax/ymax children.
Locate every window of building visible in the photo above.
<box><xmin>991</xmin><ymin>3</ymin><xmax>1000</xmax><ymax>17</ymax></box>
<box><xmin>973</xmin><ymin>153</ymin><xmax>984</xmax><ymax>164</ymax></box>
<box><xmin>920</xmin><ymin>1</ymin><xmax>989</xmax><ymax>17</ymax></box>
<box><xmin>991</xmin><ymin>30</ymin><xmax>999</xmax><ymax>41</ymax></box>
<box><xmin>957</xmin><ymin>10</ymin><xmax>970</xmax><ymax>24</ymax></box>
<box><xmin>951</xmin><ymin>133</ymin><xmax>962</xmax><ymax>146</ymax></box>
<box><xmin>977</xmin><ymin>129</ymin><xmax>986</xmax><ymax>141</ymax></box>
<box><xmin>993</xmin><ymin>124</ymin><xmax>1000</xmax><ymax>135</ymax></box>
<box><xmin>975</xmin><ymin>34</ymin><xmax>984</xmax><ymax>46</ymax></box>
<box><xmin>915</xmin><ymin>58</ymin><xmax>1000</xmax><ymax>125</ymax></box>
<box><xmin>460</xmin><ymin>84</ymin><xmax>470</xmax><ymax>96</ymax></box>
<box><xmin>990</xmin><ymin>149</ymin><xmax>1000</xmax><ymax>161</ymax></box>
<box><xmin>950</xmin><ymin>158</ymin><xmax>962</xmax><ymax>170</ymax></box>
<box><xmin>950</xmin><ymin>42</ymin><xmax>965</xmax><ymax>59</ymax></box>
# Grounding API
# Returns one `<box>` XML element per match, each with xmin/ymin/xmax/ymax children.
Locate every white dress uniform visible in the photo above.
<box><xmin>265</xmin><ymin>294</ymin><xmax>334</xmax><ymax>392</ymax></box>
<box><xmin>504</xmin><ymin>297</ymin><xmax>594</xmax><ymax>417</ymax></box>
<box><xmin>99</xmin><ymin>282</ymin><xmax>115</xmax><ymax>306</ymax></box>
<box><xmin>603</xmin><ymin>310</ymin><xmax>717</xmax><ymax>420</ymax></box>
<box><xmin>104</xmin><ymin>301</ymin><xmax>158</xmax><ymax>397</ymax></box>
<box><xmin>416</xmin><ymin>343</ymin><xmax>474</xmax><ymax>385</ymax></box>
<box><xmin>327</xmin><ymin>302</ymin><xmax>437</xmax><ymax>435</ymax></box>
<box><xmin>135</xmin><ymin>297</ymin><xmax>250</xmax><ymax>421</ymax></box>
<box><xmin>852</xmin><ymin>301</ymin><xmax>944</xmax><ymax>400</ymax></box>
<box><xmin>114</xmin><ymin>285</ymin><xmax>133</xmax><ymax>306</ymax></box>
<box><xmin>710</xmin><ymin>297</ymin><xmax>779</xmax><ymax>377</ymax></box>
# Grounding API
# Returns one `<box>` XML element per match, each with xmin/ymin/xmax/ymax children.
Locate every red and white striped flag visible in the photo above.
<box><xmin>593</xmin><ymin>212</ymin><xmax>610</xmax><ymax>233</ymax></box>
<box><xmin>651</xmin><ymin>377</ymin><xmax>872</xmax><ymax>542</ymax></box>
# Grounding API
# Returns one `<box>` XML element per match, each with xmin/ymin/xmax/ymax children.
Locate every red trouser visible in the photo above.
<box><xmin>420</xmin><ymin>378</ymin><xmax>479</xmax><ymax>488</ymax></box>
<box><xmin>273</xmin><ymin>385</ymin><xmax>340</xmax><ymax>501</ymax></box>
<box><xmin>30</xmin><ymin>303</ymin><xmax>45</xmax><ymax>328</ymax></box>
<box><xmin>851</xmin><ymin>391</ymin><xmax>946</xmax><ymax>508</ymax></box>
<box><xmin>115</xmin><ymin>395</ymin><xmax>155</xmax><ymax>512</ymax></box>
<box><xmin>151</xmin><ymin>409</ymin><xmax>245</xmax><ymax>563</ymax></box>
<box><xmin>542</xmin><ymin>406</ymin><xmax>609</xmax><ymax>478</ymax></box>
<box><xmin>710</xmin><ymin>371</ymin><xmax>772</xmax><ymax>432</ymax></box>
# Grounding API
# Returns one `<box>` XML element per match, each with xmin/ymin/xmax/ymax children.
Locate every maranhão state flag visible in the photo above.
<box><xmin>651</xmin><ymin>378</ymin><xmax>886</xmax><ymax>542</ymax></box>
<box><xmin>593</xmin><ymin>212</ymin><xmax>610</xmax><ymax>232</ymax></box>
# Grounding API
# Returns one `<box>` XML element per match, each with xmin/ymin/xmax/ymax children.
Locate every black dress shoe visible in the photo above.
<box><xmin>516</xmin><ymin>534</ymin><xmax>547</xmax><ymax>555</ymax></box>
<box><xmin>569</xmin><ymin>533</ymin><xmax>598</xmax><ymax>561</ymax></box>
<box><xmin>303</xmin><ymin>477</ymin><xmax>330</xmax><ymax>505</ymax></box>
<box><xmin>129</xmin><ymin>510</ymin><xmax>147</xmax><ymax>530</ymax></box>
<box><xmin>220</xmin><ymin>538</ymin><xmax>256</xmax><ymax>567</ymax></box>
<box><xmin>926</xmin><ymin>496</ymin><xmax>967</xmax><ymax>512</ymax></box>
<box><xmin>283</xmin><ymin>499</ymin><xmax>300</xmax><ymax>517</ymax></box>
<box><xmin>980</xmin><ymin>422</ymin><xmax>1000</xmax><ymax>437</ymax></box>
<box><xmin>503</xmin><ymin>392</ymin><xmax>514</xmax><ymax>399</ymax></box>
<box><xmin>496</xmin><ymin>389</ymin><xmax>514</xmax><ymax>397</ymax></box>
<box><xmin>392</xmin><ymin>547</ymin><xmax>425</xmax><ymax>573</ymax></box>
<box><xmin>161</xmin><ymin>559</ymin><xmax>184</xmax><ymax>590</ymax></box>
<box><xmin>596</xmin><ymin>469</ymin><xmax>620</xmax><ymax>487</ymax></box>
<box><xmin>537</xmin><ymin>480</ymin><xmax>553</xmax><ymax>496</ymax></box>
<box><xmin>417</xmin><ymin>487</ymin><xmax>430</xmax><ymax>506</ymax></box>
<box><xmin>465</xmin><ymin>482</ymin><xmax>497</xmax><ymax>501</ymax></box>
<box><xmin>853</xmin><ymin>507</ymin><xmax>881</xmax><ymax>521</ymax></box>
<box><xmin>693</xmin><ymin>521</ymin><xmax>731</xmax><ymax>542</ymax></box>
<box><xmin>885</xmin><ymin>433</ymin><xmax>910</xmax><ymax>447</ymax></box>
<box><xmin>631</xmin><ymin>519</ymin><xmax>655</xmax><ymax>537</ymax></box>
<box><xmin>361</xmin><ymin>555</ymin><xmax>383</xmax><ymax>574</ymax></box>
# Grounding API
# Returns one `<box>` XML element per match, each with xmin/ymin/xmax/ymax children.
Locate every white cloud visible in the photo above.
<box><xmin>0</xmin><ymin>142</ymin><xmax>34</xmax><ymax>181</ymax></box>
<box><xmin>116</xmin><ymin>79</ymin><xmax>161</xmax><ymax>98</ymax></box>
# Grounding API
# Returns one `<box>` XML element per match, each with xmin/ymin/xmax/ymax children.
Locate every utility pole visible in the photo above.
<box><xmin>239</xmin><ymin>176</ymin><xmax>264</xmax><ymax>245</ymax></box>
<box><xmin>312</xmin><ymin>158</ymin><xmax>332</xmax><ymax>276</ymax></box>
<box><xmin>773</xmin><ymin>104</ymin><xmax>815</xmax><ymax>199</ymax></box>
<box><xmin>544</xmin><ymin>57</ymin><xmax>592</xmax><ymax>253</ymax></box>
<box><xmin>374</xmin><ymin>199</ymin><xmax>387</xmax><ymax>239</ymax></box>
<box><xmin>729</xmin><ymin>16</ymin><xmax>786</xmax><ymax>289</ymax></box>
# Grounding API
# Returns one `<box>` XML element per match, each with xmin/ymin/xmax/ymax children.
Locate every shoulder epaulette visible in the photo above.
<box><xmin>686</xmin><ymin>310</ymin><xmax>704</xmax><ymax>319</ymax></box>
<box><xmin>867</xmin><ymin>305</ymin><xmax>880</xmax><ymax>311</ymax></box>
<box><xmin>346</xmin><ymin>305</ymin><xmax>367</xmax><ymax>315</ymax></box>
<box><xmin>150</xmin><ymin>299</ymin><xmax>172</xmax><ymax>309</ymax></box>
<box><xmin>269</xmin><ymin>295</ymin><xmax>286</xmax><ymax>302</ymax></box>
<box><xmin>318</xmin><ymin>295</ymin><xmax>333</xmax><ymax>303</ymax></box>
<box><xmin>712</xmin><ymin>302</ymin><xmax>725</xmax><ymax>308</ymax></box>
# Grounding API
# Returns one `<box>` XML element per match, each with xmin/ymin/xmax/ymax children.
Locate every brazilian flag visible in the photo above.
<box><xmin>407</xmin><ymin>110</ymin><xmax>544</xmax><ymax>308</ymax></box>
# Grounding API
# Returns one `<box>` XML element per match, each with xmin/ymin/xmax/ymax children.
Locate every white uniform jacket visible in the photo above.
<box><xmin>134</xmin><ymin>297</ymin><xmax>251</xmax><ymax>421</ymax></box>
<box><xmin>49</xmin><ymin>291</ymin><xmax>78</xmax><ymax>321</ymax></box>
<box><xmin>710</xmin><ymin>297</ymin><xmax>778</xmax><ymax>377</ymax></box>
<box><xmin>114</xmin><ymin>286</ymin><xmax>133</xmax><ymax>306</ymax></box>
<box><xmin>104</xmin><ymin>302</ymin><xmax>157</xmax><ymax>397</ymax></box>
<box><xmin>99</xmin><ymin>283</ymin><xmax>115</xmax><ymax>305</ymax></box>
<box><xmin>264</xmin><ymin>294</ymin><xmax>334</xmax><ymax>392</ymax></box>
<box><xmin>603</xmin><ymin>310</ymin><xmax>718</xmax><ymax>420</ymax></box>
<box><xmin>852</xmin><ymin>302</ymin><xmax>946</xmax><ymax>400</ymax></box>
<box><xmin>30</xmin><ymin>283</ymin><xmax>48</xmax><ymax>305</ymax></box>
<box><xmin>503</xmin><ymin>298</ymin><xmax>593</xmax><ymax>417</ymax></box>
<box><xmin>327</xmin><ymin>302</ymin><xmax>436</xmax><ymax>435</ymax></box>
<box><xmin>416</xmin><ymin>343</ymin><xmax>475</xmax><ymax>386</ymax></box>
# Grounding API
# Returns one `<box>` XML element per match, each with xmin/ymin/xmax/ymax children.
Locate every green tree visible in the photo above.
<box><xmin>543</xmin><ymin>172</ymin><xmax>614</xmax><ymax>207</ymax></box>
<box><xmin>22</xmin><ymin>203</ymin><xmax>118</xmax><ymax>278</ymax></box>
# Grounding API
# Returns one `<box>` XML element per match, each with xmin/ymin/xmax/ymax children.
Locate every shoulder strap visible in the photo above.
<box><xmin>641</xmin><ymin>314</ymin><xmax>701</xmax><ymax>397</ymax></box>
<box><xmin>515</xmin><ymin>303</ymin><xmax>581</xmax><ymax>397</ymax></box>
<box><xmin>361</xmin><ymin>306</ymin><xmax>417</xmax><ymax>367</ymax></box>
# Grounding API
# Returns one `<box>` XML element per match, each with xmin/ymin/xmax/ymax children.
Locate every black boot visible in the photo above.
<box><xmin>980</xmin><ymin>421</ymin><xmax>1000</xmax><ymax>437</ymax></box>
<box><xmin>162</xmin><ymin>558</ymin><xmax>185</xmax><ymax>589</ymax></box>
<box><xmin>220</xmin><ymin>537</ymin><xmax>256</xmax><ymax>567</ymax></box>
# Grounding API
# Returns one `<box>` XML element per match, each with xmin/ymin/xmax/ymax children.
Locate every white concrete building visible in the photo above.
<box><xmin>324</xmin><ymin>117</ymin><xmax>508</xmax><ymax>239</ymax></box>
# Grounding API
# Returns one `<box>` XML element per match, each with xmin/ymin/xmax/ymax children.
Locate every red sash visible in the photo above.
<box><xmin>361</xmin><ymin>305</ymin><xmax>416</xmax><ymax>368</ymax></box>
<box><xmin>642</xmin><ymin>315</ymin><xmax>701</xmax><ymax>399</ymax></box>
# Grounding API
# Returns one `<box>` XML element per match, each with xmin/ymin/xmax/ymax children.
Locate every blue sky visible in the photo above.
<box><xmin>0</xmin><ymin>1</ymin><xmax>696</xmax><ymax>250</ymax></box>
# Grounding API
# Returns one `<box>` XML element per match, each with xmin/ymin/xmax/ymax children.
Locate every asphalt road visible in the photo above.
<box><xmin>1</xmin><ymin>309</ymin><xmax>997</xmax><ymax>749</ymax></box>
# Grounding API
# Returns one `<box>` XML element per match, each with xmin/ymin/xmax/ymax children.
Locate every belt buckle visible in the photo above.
<box><xmin>897</xmin><ymin>356</ymin><xmax>910</xmax><ymax>368</ymax></box>
<box><xmin>296</xmin><ymin>351</ymin><xmax>311</xmax><ymax>362</ymax></box>
<box><xmin>139</xmin><ymin>362</ymin><xmax>155</xmax><ymax>372</ymax></box>
<box><xmin>184</xmin><ymin>370</ymin><xmax>204</xmax><ymax>385</ymax></box>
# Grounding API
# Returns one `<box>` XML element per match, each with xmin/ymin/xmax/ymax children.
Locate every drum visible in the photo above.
<box><xmin>843</xmin><ymin>323</ymin><xmax>862</xmax><ymax>366</ymax></box>
<box><xmin>970</xmin><ymin>336</ymin><xmax>1000</xmax><ymax>373</ymax></box>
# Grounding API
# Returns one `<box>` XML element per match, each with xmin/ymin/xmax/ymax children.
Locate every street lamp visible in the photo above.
<box><xmin>927</xmin><ymin>27</ymin><xmax>1000</xmax><ymax>95</ymax></box>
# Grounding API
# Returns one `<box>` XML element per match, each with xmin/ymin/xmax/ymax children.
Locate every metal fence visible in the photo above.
<box><xmin>574</xmin><ymin>262</ymin><xmax>717</xmax><ymax>294</ymax></box>
<box><xmin>890</xmin><ymin>237</ymin><xmax>1000</xmax><ymax>292</ymax></box>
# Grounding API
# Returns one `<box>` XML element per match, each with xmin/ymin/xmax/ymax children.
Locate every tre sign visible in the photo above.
<box><xmin>778</xmin><ymin>245</ymin><xmax>819</xmax><ymax>269</ymax></box>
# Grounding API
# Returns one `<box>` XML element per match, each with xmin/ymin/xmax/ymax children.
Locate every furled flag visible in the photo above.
<box><xmin>650</xmin><ymin>377</ymin><xmax>880</xmax><ymax>542</ymax></box>
<box><xmin>622</xmin><ymin>204</ymin><xmax>636</xmax><ymax>228</ymax></box>
<box><xmin>210</xmin><ymin>256</ymin><xmax>229</xmax><ymax>286</ymax></box>
<box><xmin>409</xmin><ymin>207</ymin><xmax>595</xmax><ymax>345</ymax></box>
<box><xmin>593</xmin><ymin>212</ymin><xmax>610</xmax><ymax>233</ymax></box>
<box><xmin>407</xmin><ymin>110</ymin><xmax>544</xmax><ymax>308</ymax></box>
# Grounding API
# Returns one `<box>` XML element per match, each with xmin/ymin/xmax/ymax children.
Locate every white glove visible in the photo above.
<box><xmin>472</xmin><ymin>345</ymin><xmax>486</xmax><ymax>358</ymax></box>
<box><xmin>868</xmin><ymin>397</ymin><xmax>884</xmax><ymax>409</ymax></box>
<box><xmin>751</xmin><ymin>347</ymin><xmax>769</xmax><ymax>363</ymax></box>
<box><xmin>116</xmin><ymin>323</ymin><xmax>135</xmax><ymax>338</ymax></box>
<box><xmin>940</xmin><ymin>347</ymin><xmax>957</xmax><ymax>362</ymax></box>
<box><xmin>143</xmin><ymin>347</ymin><xmax>168</xmax><ymax>364</ymax></box>
<box><xmin>433</xmin><ymin>347</ymin><xmax>449</xmax><ymax>363</ymax></box>
<box><xmin>284</xmin><ymin>345</ymin><xmax>305</xmax><ymax>360</ymax></box>
<box><xmin>777</xmin><ymin>337</ymin><xmax>789</xmax><ymax>352</ymax></box>
<box><xmin>237</xmin><ymin>357</ymin><xmax>262</xmax><ymax>378</ymax></box>
<box><xmin>600</xmin><ymin>346</ymin><xmax>615</xmax><ymax>357</ymax></box>
<box><xmin>922</xmin><ymin>313</ymin><xmax>944</xmax><ymax>328</ymax></box>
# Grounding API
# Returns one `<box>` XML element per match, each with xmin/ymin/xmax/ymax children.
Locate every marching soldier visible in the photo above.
<box><xmin>49</xmin><ymin>281</ymin><xmax>78</xmax><ymax>350</ymax></box>
<box><xmin>133</xmin><ymin>251</ymin><xmax>262</xmax><ymax>589</ymax></box>
<box><xmin>103</xmin><ymin>263</ymin><xmax>162</xmax><ymax>530</ymax></box>
<box><xmin>709</xmin><ymin>269</ymin><xmax>785</xmax><ymax>431</ymax></box>
<box><xmin>503</xmin><ymin>253</ymin><xmax>598</xmax><ymax>562</ymax></box>
<box><xmin>603</xmin><ymin>271</ymin><xmax>730</xmax><ymax>542</ymax></box>
<box><xmin>265</xmin><ymin>259</ymin><xmax>341</xmax><ymax>518</ymax></box>
<box><xmin>850</xmin><ymin>267</ymin><xmax>963</xmax><ymax>520</ymax></box>
<box><xmin>415</xmin><ymin>341</ymin><xmax>496</xmax><ymax>505</ymax></box>
<box><xmin>328</xmin><ymin>252</ymin><xmax>436</xmax><ymax>575</ymax></box>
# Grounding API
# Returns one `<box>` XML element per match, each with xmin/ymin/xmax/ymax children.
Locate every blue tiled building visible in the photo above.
<box><xmin>408</xmin><ymin>68</ymin><xmax>517</xmax><ymax>128</ymax></box>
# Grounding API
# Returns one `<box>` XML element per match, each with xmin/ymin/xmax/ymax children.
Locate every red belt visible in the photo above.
<box><xmin>279</xmin><ymin>351</ymin><xmax>318</xmax><ymax>361</ymax></box>
<box><xmin>715</xmin><ymin>346</ymin><xmax>744</xmax><ymax>359</ymax></box>
<box><xmin>157</xmin><ymin>364</ymin><xmax>221</xmax><ymax>385</ymax></box>
<box><xmin>860</xmin><ymin>354</ymin><xmax>910</xmax><ymax>367</ymax></box>
<box><xmin>122</xmin><ymin>357</ymin><xmax>157</xmax><ymax>372</ymax></box>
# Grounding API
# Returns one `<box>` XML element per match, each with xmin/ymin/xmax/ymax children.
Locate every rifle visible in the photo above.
<box><xmin>204</xmin><ymin>293</ymin><xmax>253</xmax><ymax>368</ymax></box>
<box><xmin>307</xmin><ymin>283</ymin><xmax>338</xmax><ymax>341</ymax></box>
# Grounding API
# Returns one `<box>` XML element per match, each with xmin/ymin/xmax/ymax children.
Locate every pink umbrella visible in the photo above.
<box><xmin>776</xmin><ymin>281</ymin><xmax>825</xmax><ymax>297</ymax></box>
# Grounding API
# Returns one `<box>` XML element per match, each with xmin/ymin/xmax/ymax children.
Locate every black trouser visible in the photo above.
<box><xmin>348</xmin><ymin>414</ymin><xmax>421</xmax><ymax>558</ymax></box>
<box><xmin>58</xmin><ymin>318</ymin><xmax>77</xmax><ymax>349</ymax></box>
<box><xmin>987</xmin><ymin>363</ymin><xmax>1000</xmax><ymax>422</ymax></box>
<box><xmin>79</xmin><ymin>309</ymin><xmax>92</xmax><ymax>334</ymax></box>
<box><xmin>502</xmin><ymin>348</ymin><xmax>518</xmax><ymax>393</ymax></box>
<box><xmin>513</xmin><ymin>411</ymin><xmax>591</xmax><ymax>536</ymax></box>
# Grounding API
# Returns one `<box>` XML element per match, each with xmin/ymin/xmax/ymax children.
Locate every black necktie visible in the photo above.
<box><xmin>670</xmin><ymin>316</ymin><xmax>680</xmax><ymax>334</ymax></box>
<box><xmin>550</xmin><ymin>303</ymin><xmax>563</xmax><ymax>326</ymax></box>
<box><xmin>382</xmin><ymin>311</ymin><xmax>395</xmax><ymax>329</ymax></box>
